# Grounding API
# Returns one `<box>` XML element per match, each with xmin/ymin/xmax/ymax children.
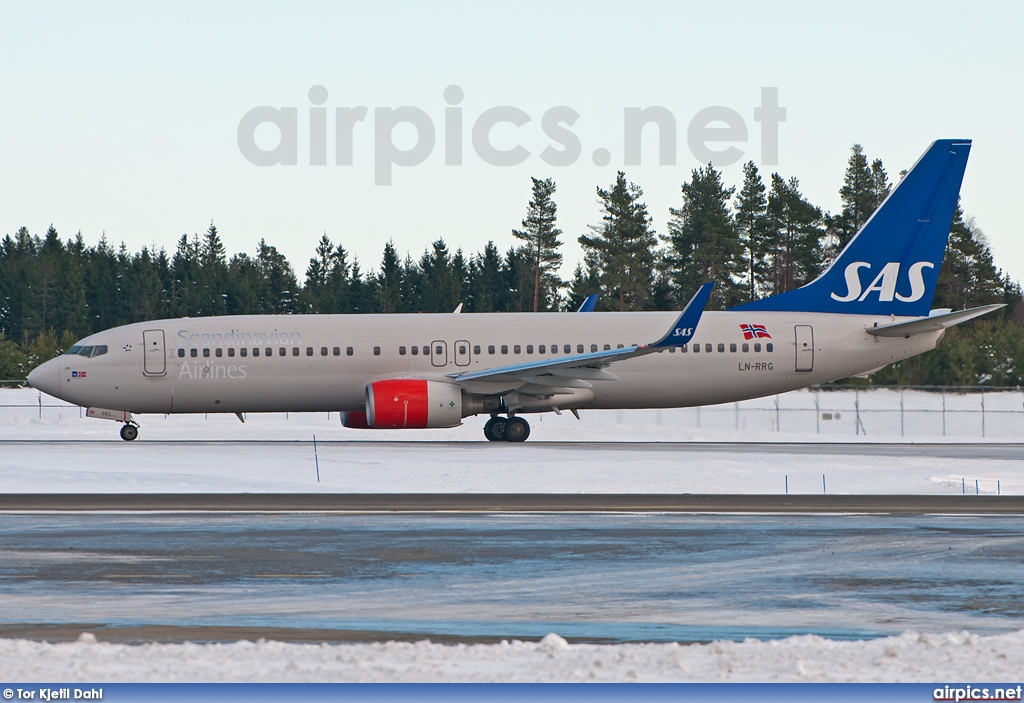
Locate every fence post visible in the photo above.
<box><xmin>981</xmin><ymin>391</ymin><xmax>986</xmax><ymax>438</ymax></box>
<box><xmin>815</xmin><ymin>389</ymin><xmax>820</xmax><ymax>434</ymax></box>
<box><xmin>855</xmin><ymin>390</ymin><xmax>861</xmax><ymax>436</ymax></box>
<box><xmin>900</xmin><ymin>388</ymin><xmax>905</xmax><ymax>437</ymax></box>
<box><xmin>942</xmin><ymin>388</ymin><xmax>946</xmax><ymax>437</ymax></box>
<box><xmin>774</xmin><ymin>395</ymin><xmax>780</xmax><ymax>432</ymax></box>
<box><xmin>734</xmin><ymin>402</ymin><xmax>739</xmax><ymax>431</ymax></box>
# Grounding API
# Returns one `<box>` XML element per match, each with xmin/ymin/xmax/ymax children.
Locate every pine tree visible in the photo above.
<box><xmin>763</xmin><ymin>174</ymin><xmax>825</xmax><ymax>296</ymax></box>
<box><xmin>834</xmin><ymin>144</ymin><xmax>891</xmax><ymax>255</ymax></box>
<box><xmin>511</xmin><ymin>177</ymin><xmax>563</xmax><ymax>311</ymax></box>
<box><xmin>734</xmin><ymin>161</ymin><xmax>770</xmax><ymax>301</ymax></box>
<box><xmin>665</xmin><ymin>164</ymin><xmax>742</xmax><ymax>309</ymax></box>
<box><xmin>467</xmin><ymin>241</ymin><xmax>503</xmax><ymax>312</ymax></box>
<box><xmin>565</xmin><ymin>262</ymin><xmax>601</xmax><ymax>312</ymax></box>
<box><xmin>302</xmin><ymin>233</ymin><xmax>334</xmax><ymax>313</ymax></box>
<box><xmin>578</xmin><ymin>172</ymin><xmax>658</xmax><ymax>311</ymax></box>
<box><xmin>374</xmin><ymin>240</ymin><xmax>403</xmax><ymax>313</ymax></box>
<box><xmin>933</xmin><ymin>203</ymin><xmax>1006</xmax><ymax>310</ymax></box>
<box><xmin>199</xmin><ymin>222</ymin><xmax>228</xmax><ymax>315</ymax></box>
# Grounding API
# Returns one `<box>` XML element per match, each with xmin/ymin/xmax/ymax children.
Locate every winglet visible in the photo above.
<box><xmin>576</xmin><ymin>294</ymin><xmax>598</xmax><ymax>313</ymax></box>
<box><xmin>650</xmin><ymin>282</ymin><xmax>713</xmax><ymax>348</ymax></box>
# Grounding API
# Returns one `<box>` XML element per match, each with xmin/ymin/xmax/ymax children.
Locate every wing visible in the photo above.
<box><xmin>448</xmin><ymin>283</ymin><xmax>713</xmax><ymax>395</ymax></box>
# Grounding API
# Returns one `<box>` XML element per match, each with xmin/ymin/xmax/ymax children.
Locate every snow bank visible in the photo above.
<box><xmin>3</xmin><ymin>630</ymin><xmax>1022</xmax><ymax>682</ymax></box>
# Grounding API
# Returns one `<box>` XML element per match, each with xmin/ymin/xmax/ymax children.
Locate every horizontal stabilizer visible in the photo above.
<box><xmin>866</xmin><ymin>304</ymin><xmax>1003</xmax><ymax>337</ymax></box>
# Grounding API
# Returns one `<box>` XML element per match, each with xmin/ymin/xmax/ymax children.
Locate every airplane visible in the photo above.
<box><xmin>26</xmin><ymin>139</ymin><xmax>1002</xmax><ymax>442</ymax></box>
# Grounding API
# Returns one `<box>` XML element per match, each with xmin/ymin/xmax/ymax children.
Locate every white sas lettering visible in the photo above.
<box><xmin>831</xmin><ymin>261</ymin><xmax>933</xmax><ymax>303</ymax></box>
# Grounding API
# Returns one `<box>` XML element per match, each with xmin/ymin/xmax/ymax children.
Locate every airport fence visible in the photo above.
<box><xmin>2</xmin><ymin>381</ymin><xmax>1024</xmax><ymax>439</ymax></box>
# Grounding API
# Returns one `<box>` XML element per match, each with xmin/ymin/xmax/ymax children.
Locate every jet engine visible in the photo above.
<box><xmin>363</xmin><ymin>379</ymin><xmax>463</xmax><ymax>429</ymax></box>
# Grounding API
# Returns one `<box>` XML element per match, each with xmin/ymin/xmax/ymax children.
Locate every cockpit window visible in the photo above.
<box><xmin>79</xmin><ymin>346</ymin><xmax>95</xmax><ymax>358</ymax></box>
<box><xmin>92</xmin><ymin>345</ymin><xmax>108</xmax><ymax>357</ymax></box>
<box><xmin>67</xmin><ymin>345</ymin><xmax>83</xmax><ymax>356</ymax></box>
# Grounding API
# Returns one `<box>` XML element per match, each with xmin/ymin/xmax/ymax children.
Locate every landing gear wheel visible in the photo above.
<box><xmin>120</xmin><ymin>424</ymin><xmax>138</xmax><ymax>442</ymax></box>
<box><xmin>483</xmin><ymin>417</ymin><xmax>506</xmax><ymax>442</ymax></box>
<box><xmin>503</xmin><ymin>416</ymin><xmax>530</xmax><ymax>443</ymax></box>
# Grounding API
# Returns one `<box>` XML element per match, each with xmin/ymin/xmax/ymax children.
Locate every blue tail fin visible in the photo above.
<box><xmin>734</xmin><ymin>139</ymin><xmax>971</xmax><ymax>316</ymax></box>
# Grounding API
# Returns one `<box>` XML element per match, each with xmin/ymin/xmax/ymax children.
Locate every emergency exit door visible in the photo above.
<box><xmin>430</xmin><ymin>340</ymin><xmax>448</xmax><ymax>367</ymax></box>
<box><xmin>143</xmin><ymin>329</ymin><xmax>166</xmax><ymax>376</ymax></box>
<box><xmin>795</xmin><ymin>325</ymin><xmax>814</xmax><ymax>372</ymax></box>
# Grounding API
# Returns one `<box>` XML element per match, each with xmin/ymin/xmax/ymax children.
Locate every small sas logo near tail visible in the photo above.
<box><xmin>740</xmin><ymin>324</ymin><xmax>772</xmax><ymax>340</ymax></box>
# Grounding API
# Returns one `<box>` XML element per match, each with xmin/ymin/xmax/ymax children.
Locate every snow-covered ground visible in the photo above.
<box><xmin>3</xmin><ymin>387</ymin><xmax>1024</xmax><ymax>682</ymax></box>
<box><xmin>4</xmin><ymin>630</ymin><xmax>1024</xmax><ymax>682</ymax></box>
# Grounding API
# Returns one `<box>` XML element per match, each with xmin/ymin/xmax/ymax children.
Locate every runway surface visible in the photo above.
<box><xmin>3</xmin><ymin>493</ymin><xmax>1024</xmax><ymax>513</ymax></box>
<box><xmin>2</xmin><ymin>512</ymin><xmax>1023</xmax><ymax>644</ymax></box>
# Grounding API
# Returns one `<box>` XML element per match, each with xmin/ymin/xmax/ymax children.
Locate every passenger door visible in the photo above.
<box><xmin>794</xmin><ymin>325</ymin><xmax>813</xmax><ymax>372</ymax></box>
<box><xmin>143</xmin><ymin>329</ymin><xmax>166</xmax><ymax>376</ymax></box>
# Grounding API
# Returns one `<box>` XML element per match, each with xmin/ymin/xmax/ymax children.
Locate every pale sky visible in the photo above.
<box><xmin>2</xmin><ymin>1</ymin><xmax>1022</xmax><ymax>284</ymax></box>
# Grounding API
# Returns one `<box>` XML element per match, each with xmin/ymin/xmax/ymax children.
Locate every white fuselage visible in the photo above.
<box><xmin>34</xmin><ymin>310</ymin><xmax>940</xmax><ymax>417</ymax></box>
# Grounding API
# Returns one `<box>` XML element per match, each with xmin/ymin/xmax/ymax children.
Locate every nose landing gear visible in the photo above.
<box><xmin>483</xmin><ymin>415</ymin><xmax>530</xmax><ymax>442</ymax></box>
<box><xmin>119</xmin><ymin>423</ymin><xmax>139</xmax><ymax>441</ymax></box>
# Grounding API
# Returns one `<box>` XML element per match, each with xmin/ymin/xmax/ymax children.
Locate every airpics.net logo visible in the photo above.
<box><xmin>236</xmin><ymin>85</ymin><xmax>786</xmax><ymax>185</ymax></box>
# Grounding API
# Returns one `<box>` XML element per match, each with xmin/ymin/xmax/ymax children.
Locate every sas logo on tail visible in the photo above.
<box><xmin>831</xmin><ymin>261</ymin><xmax>934</xmax><ymax>303</ymax></box>
<box><xmin>740</xmin><ymin>324</ymin><xmax>772</xmax><ymax>340</ymax></box>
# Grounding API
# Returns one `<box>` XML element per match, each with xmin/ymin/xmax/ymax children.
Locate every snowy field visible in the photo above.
<box><xmin>4</xmin><ymin>630</ymin><xmax>1024</xmax><ymax>682</ymax></box>
<box><xmin>3</xmin><ymin>387</ymin><xmax>1024</xmax><ymax>682</ymax></box>
<box><xmin>2</xmin><ymin>388</ymin><xmax>1023</xmax><ymax>495</ymax></box>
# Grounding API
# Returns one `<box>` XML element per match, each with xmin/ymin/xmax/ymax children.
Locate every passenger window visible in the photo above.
<box><xmin>681</xmin><ymin>344</ymin><xmax>688</xmax><ymax>352</ymax></box>
<box><xmin>754</xmin><ymin>343</ymin><xmax>762</xmax><ymax>352</ymax></box>
<box><xmin>539</xmin><ymin>345</ymin><xmax>546</xmax><ymax>354</ymax></box>
<box><xmin>215</xmin><ymin>348</ymin><xmax>223</xmax><ymax>358</ymax></box>
<box><xmin>590</xmin><ymin>344</ymin><xmax>597</xmax><ymax>353</ymax></box>
<box><xmin>240</xmin><ymin>348</ymin><xmax>248</xmax><ymax>357</ymax></box>
<box><xmin>730</xmin><ymin>343</ymin><xmax>737</xmax><ymax>352</ymax></box>
<box><xmin>177</xmin><ymin>348</ymin><xmax>185</xmax><ymax>358</ymax></box>
<box><xmin>513</xmin><ymin>345</ymin><xmax>521</xmax><ymax>354</ymax></box>
<box><xmin>766</xmin><ymin>343</ymin><xmax>774</xmax><ymax>352</ymax></box>
<box><xmin>190</xmin><ymin>348</ymin><xmax>198</xmax><ymax>358</ymax></box>
<box><xmin>526</xmin><ymin>345</ymin><xmax>534</xmax><ymax>354</ymax></box>
<box><xmin>332</xmin><ymin>347</ymin><xmax>340</xmax><ymax>356</ymax></box>
<box><xmin>422</xmin><ymin>346</ymin><xmax>429</xmax><ymax>355</ymax></box>
<box><xmin>550</xmin><ymin>345</ymin><xmax>558</xmax><ymax>354</ymax></box>
<box><xmin>279</xmin><ymin>347</ymin><xmax>286</xmax><ymax>357</ymax></box>
<box><xmin>617</xmin><ymin>344</ymin><xmax>624</xmax><ymax>349</ymax></box>
<box><xmin>203</xmin><ymin>348</ymin><xmax>210</xmax><ymax>358</ymax></box>
<box><xmin>321</xmin><ymin>347</ymin><xmax>328</xmax><ymax>356</ymax></box>
<box><xmin>603</xmin><ymin>344</ymin><xmax>610</xmax><ymax>351</ymax></box>
<box><xmin>253</xmin><ymin>347</ymin><xmax>260</xmax><ymax>357</ymax></box>
<box><xmin>669</xmin><ymin>347</ymin><xmax>676</xmax><ymax>353</ymax></box>
<box><xmin>488</xmin><ymin>345</ymin><xmax>495</xmax><ymax>354</ymax></box>
<box><xmin>705</xmin><ymin>344</ymin><xmax>712</xmax><ymax>353</ymax></box>
<box><xmin>742</xmin><ymin>343</ymin><xmax>749</xmax><ymax>353</ymax></box>
<box><xmin>228</xmin><ymin>348</ymin><xmax>236</xmax><ymax>357</ymax></box>
<box><xmin>693</xmin><ymin>344</ymin><xmax>701</xmax><ymax>353</ymax></box>
<box><xmin>374</xmin><ymin>346</ymin><xmax>381</xmax><ymax>356</ymax></box>
<box><xmin>346</xmin><ymin>347</ymin><xmax>354</xmax><ymax>356</ymax></box>
<box><xmin>459</xmin><ymin>344</ymin><xmax>467</xmax><ymax>355</ymax></box>
<box><xmin>473</xmin><ymin>345</ymin><xmax>481</xmax><ymax>355</ymax></box>
<box><xmin>435</xmin><ymin>345</ymin><xmax>443</xmax><ymax>356</ymax></box>
<box><xmin>292</xmin><ymin>347</ymin><xmax>299</xmax><ymax>356</ymax></box>
<box><xmin>717</xmin><ymin>343</ymin><xmax>725</xmax><ymax>353</ymax></box>
<box><xmin>500</xmin><ymin>345</ymin><xmax>508</xmax><ymax>354</ymax></box>
<box><xmin>411</xmin><ymin>345</ymin><xmax>419</xmax><ymax>355</ymax></box>
<box><xmin>564</xmin><ymin>345</ymin><xmax>571</xmax><ymax>354</ymax></box>
<box><xmin>399</xmin><ymin>346</ymin><xmax>407</xmax><ymax>355</ymax></box>
<box><xmin>577</xmin><ymin>344</ymin><xmax>584</xmax><ymax>354</ymax></box>
<box><xmin>306</xmin><ymin>347</ymin><xmax>313</xmax><ymax>356</ymax></box>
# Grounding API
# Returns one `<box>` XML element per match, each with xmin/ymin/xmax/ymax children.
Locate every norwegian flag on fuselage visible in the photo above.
<box><xmin>740</xmin><ymin>324</ymin><xmax>772</xmax><ymax>340</ymax></box>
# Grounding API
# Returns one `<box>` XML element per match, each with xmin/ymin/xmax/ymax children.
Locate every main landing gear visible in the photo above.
<box><xmin>119</xmin><ymin>423</ymin><xmax>139</xmax><ymax>441</ymax></box>
<box><xmin>483</xmin><ymin>415</ymin><xmax>530</xmax><ymax>443</ymax></box>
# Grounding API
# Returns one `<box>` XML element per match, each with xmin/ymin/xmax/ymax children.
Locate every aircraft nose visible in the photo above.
<box><xmin>27</xmin><ymin>358</ymin><xmax>60</xmax><ymax>397</ymax></box>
